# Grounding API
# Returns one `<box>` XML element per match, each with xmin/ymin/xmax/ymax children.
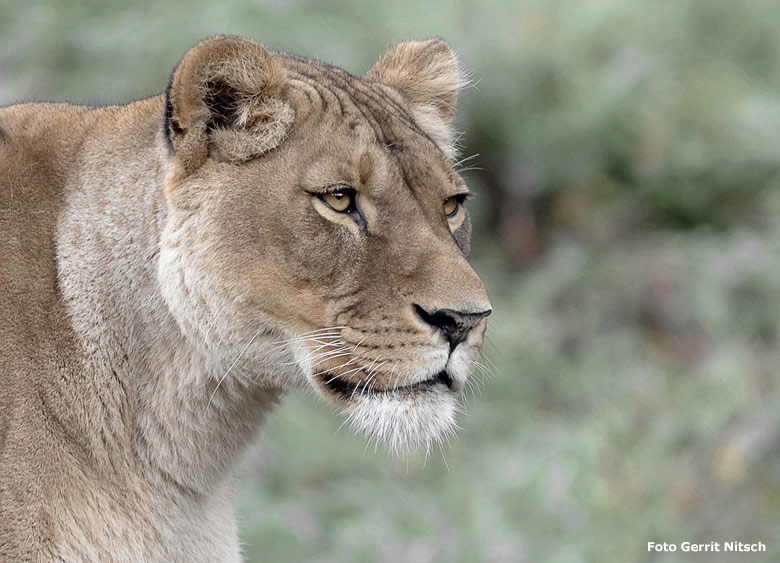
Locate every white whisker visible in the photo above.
<box><xmin>207</xmin><ymin>327</ymin><xmax>264</xmax><ymax>409</ymax></box>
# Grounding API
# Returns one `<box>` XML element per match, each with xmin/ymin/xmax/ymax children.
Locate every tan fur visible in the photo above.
<box><xmin>366</xmin><ymin>38</ymin><xmax>465</xmax><ymax>159</ymax></box>
<box><xmin>0</xmin><ymin>36</ymin><xmax>490</xmax><ymax>562</ymax></box>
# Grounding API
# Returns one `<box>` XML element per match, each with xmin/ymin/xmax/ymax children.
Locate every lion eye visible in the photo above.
<box><xmin>322</xmin><ymin>190</ymin><xmax>354</xmax><ymax>213</ymax></box>
<box><xmin>443</xmin><ymin>196</ymin><xmax>459</xmax><ymax>218</ymax></box>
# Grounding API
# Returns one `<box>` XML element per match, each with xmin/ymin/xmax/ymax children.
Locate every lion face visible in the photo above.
<box><xmin>159</xmin><ymin>37</ymin><xmax>491</xmax><ymax>451</ymax></box>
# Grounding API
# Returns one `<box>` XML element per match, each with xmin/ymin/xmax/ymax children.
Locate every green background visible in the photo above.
<box><xmin>4</xmin><ymin>1</ymin><xmax>780</xmax><ymax>561</ymax></box>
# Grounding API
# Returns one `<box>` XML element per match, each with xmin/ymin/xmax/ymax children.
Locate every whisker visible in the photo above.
<box><xmin>207</xmin><ymin>327</ymin><xmax>264</xmax><ymax>409</ymax></box>
<box><xmin>452</xmin><ymin>152</ymin><xmax>480</xmax><ymax>170</ymax></box>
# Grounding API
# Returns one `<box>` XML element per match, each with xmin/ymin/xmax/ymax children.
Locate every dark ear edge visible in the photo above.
<box><xmin>163</xmin><ymin>68</ymin><xmax>179</xmax><ymax>153</ymax></box>
<box><xmin>163</xmin><ymin>35</ymin><xmax>293</xmax><ymax>175</ymax></box>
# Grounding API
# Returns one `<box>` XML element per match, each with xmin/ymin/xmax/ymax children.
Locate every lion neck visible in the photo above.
<box><xmin>56</xmin><ymin>97</ymin><xmax>282</xmax><ymax>499</ymax></box>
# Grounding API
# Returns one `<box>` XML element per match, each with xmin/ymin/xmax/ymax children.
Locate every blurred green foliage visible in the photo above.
<box><xmin>4</xmin><ymin>0</ymin><xmax>780</xmax><ymax>561</ymax></box>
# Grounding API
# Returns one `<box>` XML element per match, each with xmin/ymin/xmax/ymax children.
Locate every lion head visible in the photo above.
<box><xmin>158</xmin><ymin>36</ymin><xmax>491</xmax><ymax>452</ymax></box>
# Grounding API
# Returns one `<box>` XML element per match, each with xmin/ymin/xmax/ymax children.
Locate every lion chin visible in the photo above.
<box><xmin>341</xmin><ymin>382</ymin><xmax>460</xmax><ymax>454</ymax></box>
<box><xmin>304</xmin><ymin>367</ymin><xmax>458</xmax><ymax>454</ymax></box>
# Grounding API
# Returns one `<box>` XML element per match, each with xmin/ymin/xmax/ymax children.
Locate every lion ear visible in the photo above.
<box><xmin>365</xmin><ymin>38</ymin><xmax>463</xmax><ymax>159</ymax></box>
<box><xmin>164</xmin><ymin>36</ymin><xmax>294</xmax><ymax>175</ymax></box>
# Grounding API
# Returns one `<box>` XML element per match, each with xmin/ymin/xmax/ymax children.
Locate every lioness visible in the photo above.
<box><xmin>0</xmin><ymin>36</ymin><xmax>491</xmax><ymax>561</ymax></box>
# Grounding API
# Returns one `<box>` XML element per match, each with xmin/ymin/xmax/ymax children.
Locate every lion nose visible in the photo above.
<box><xmin>413</xmin><ymin>304</ymin><xmax>492</xmax><ymax>349</ymax></box>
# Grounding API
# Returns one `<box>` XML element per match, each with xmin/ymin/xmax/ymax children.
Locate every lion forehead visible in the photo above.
<box><xmin>282</xmin><ymin>56</ymin><xmax>444</xmax><ymax>156</ymax></box>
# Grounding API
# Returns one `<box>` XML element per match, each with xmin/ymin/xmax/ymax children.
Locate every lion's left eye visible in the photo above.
<box><xmin>320</xmin><ymin>189</ymin><xmax>355</xmax><ymax>213</ymax></box>
<box><xmin>444</xmin><ymin>196</ymin><xmax>459</xmax><ymax>218</ymax></box>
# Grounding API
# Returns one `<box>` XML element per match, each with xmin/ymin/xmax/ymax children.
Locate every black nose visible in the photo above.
<box><xmin>413</xmin><ymin>304</ymin><xmax>492</xmax><ymax>349</ymax></box>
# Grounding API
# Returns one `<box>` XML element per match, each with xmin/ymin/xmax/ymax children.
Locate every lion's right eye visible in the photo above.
<box><xmin>320</xmin><ymin>189</ymin><xmax>355</xmax><ymax>213</ymax></box>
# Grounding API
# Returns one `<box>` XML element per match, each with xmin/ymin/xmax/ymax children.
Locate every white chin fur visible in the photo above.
<box><xmin>342</xmin><ymin>386</ymin><xmax>460</xmax><ymax>454</ymax></box>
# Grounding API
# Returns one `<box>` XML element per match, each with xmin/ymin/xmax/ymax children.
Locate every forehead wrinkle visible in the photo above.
<box><xmin>286</xmin><ymin>65</ymin><xmax>384</xmax><ymax>143</ymax></box>
<box><xmin>285</xmin><ymin>57</ymin><xmax>431</xmax><ymax>150</ymax></box>
<box><xmin>282</xmin><ymin>52</ymin><xmax>447</xmax><ymax>158</ymax></box>
<box><xmin>325</xmin><ymin>70</ymin><xmax>425</xmax><ymax>144</ymax></box>
<box><xmin>288</xmin><ymin>74</ymin><xmax>344</xmax><ymax>120</ymax></box>
<box><xmin>287</xmin><ymin>79</ymin><xmax>325</xmax><ymax>122</ymax></box>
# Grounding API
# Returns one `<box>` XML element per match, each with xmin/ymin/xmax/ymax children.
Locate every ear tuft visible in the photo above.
<box><xmin>165</xmin><ymin>36</ymin><xmax>293</xmax><ymax>173</ymax></box>
<box><xmin>366</xmin><ymin>38</ymin><xmax>464</xmax><ymax>159</ymax></box>
<box><xmin>208</xmin><ymin>96</ymin><xmax>294</xmax><ymax>162</ymax></box>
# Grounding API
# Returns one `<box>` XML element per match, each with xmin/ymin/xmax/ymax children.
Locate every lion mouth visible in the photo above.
<box><xmin>318</xmin><ymin>370</ymin><xmax>454</xmax><ymax>399</ymax></box>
